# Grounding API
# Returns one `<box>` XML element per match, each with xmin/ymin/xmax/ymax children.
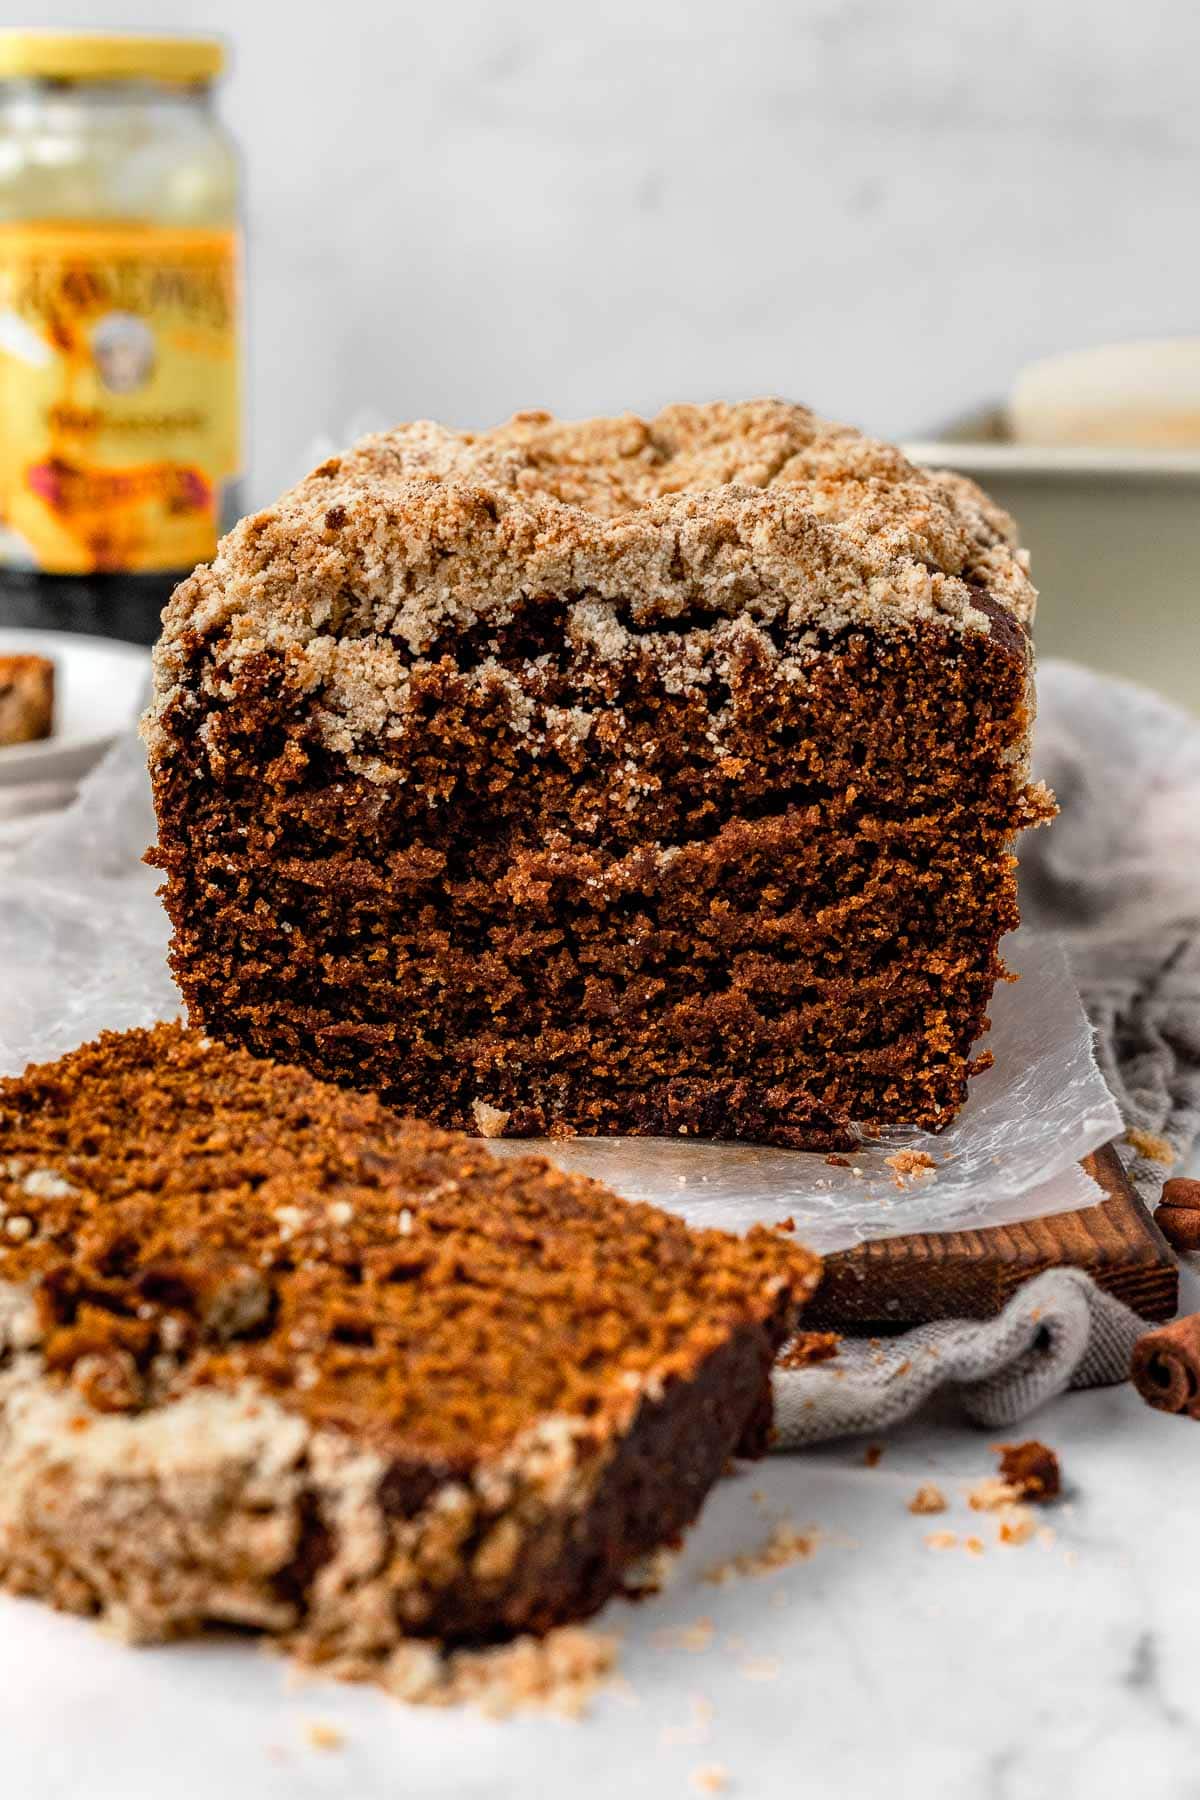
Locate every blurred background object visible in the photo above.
<box><xmin>0</xmin><ymin>28</ymin><xmax>240</xmax><ymax>642</ymax></box>
<box><xmin>2</xmin><ymin>0</ymin><xmax>1197</xmax><ymax>698</ymax></box>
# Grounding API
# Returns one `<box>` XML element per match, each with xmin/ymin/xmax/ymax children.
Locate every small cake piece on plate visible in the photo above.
<box><xmin>146</xmin><ymin>400</ymin><xmax>1054</xmax><ymax>1146</ymax></box>
<box><xmin>0</xmin><ymin>1024</ymin><xmax>818</xmax><ymax>1659</ymax></box>
<box><xmin>0</xmin><ymin>654</ymin><xmax>54</xmax><ymax>746</ymax></box>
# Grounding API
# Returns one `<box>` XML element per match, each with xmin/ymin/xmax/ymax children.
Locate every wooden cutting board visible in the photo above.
<box><xmin>804</xmin><ymin>1143</ymin><xmax>1178</xmax><ymax>1332</ymax></box>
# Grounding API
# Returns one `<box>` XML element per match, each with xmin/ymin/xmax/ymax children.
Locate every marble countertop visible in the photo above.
<box><xmin>4</xmin><ymin>1261</ymin><xmax>1197</xmax><ymax>1800</ymax></box>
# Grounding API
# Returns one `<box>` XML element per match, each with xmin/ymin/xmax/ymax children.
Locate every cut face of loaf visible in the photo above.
<box><xmin>146</xmin><ymin>399</ymin><xmax>1054</xmax><ymax>1147</ymax></box>
<box><xmin>0</xmin><ymin>1024</ymin><xmax>819</xmax><ymax>1653</ymax></box>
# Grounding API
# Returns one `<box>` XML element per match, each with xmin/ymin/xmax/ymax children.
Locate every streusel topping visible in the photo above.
<box><xmin>147</xmin><ymin>401</ymin><xmax>1034</xmax><ymax>761</ymax></box>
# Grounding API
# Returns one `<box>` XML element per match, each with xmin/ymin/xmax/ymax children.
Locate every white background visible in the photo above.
<box><xmin>12</xmin><ymin>0</ymin><xmax>1200</xmax><ymax>501</ymax></box>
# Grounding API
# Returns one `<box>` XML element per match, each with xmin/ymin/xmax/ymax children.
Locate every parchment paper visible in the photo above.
<box><xmin>0</xmin><ymin>730</ymin><xmax>1119</xmax><ymax>1253</ymax></box>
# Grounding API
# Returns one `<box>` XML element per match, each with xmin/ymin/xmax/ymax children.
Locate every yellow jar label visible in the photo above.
<box><xmin>0</xmin><ymin>222</ymin><xmax>241</xmax><ymax>574</ymax></box>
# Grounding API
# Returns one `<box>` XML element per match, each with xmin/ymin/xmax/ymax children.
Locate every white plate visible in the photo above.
<box><xmin>0</xmin><ymin>628</ymin><xmax>150</xmax><ymax>786</ymax></box>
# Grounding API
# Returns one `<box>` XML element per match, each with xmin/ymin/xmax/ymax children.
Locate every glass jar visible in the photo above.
<box><xmin>0</xmin><ymin>32</ymin><xmax>242</xmax><ymax>644</ymax></box>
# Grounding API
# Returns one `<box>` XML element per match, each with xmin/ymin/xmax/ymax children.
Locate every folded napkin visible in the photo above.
<box><xmin>776</xmin><ymin>660</ymin><xmax>1200</xmax><ymax>1440</ymax></box>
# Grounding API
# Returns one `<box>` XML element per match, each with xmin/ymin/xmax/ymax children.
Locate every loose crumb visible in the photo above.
<box><xmin>304</xmin><ymin>1722</ymin><xmax>344</xmax><ymax>1751</ymax></box>
<box><xmin>1124</xmin><ymin>1127</ymin><xmax>1175</xmax><ymax>1167</ymax></box>
<box><xmin>908</xmin><ymin>1483</ymin><xmax>947</xmax><ymax>1516</ymax></box>
<box><xmin>883</xmin><ymin>1148</ymin><xmax>937</xmax><ymax>1187</ymax></box>
<box><xmin>366</xmin><ymin>1625</ymin><xmax>620</xmax><ymax>1719</ymax></box>
<box><xmin>998</xmin><ymin>1506</ymin><xmax>1037</xmax><ymax>1547</ymax></box>
<box><xmin>824</xmin><ymin>1153</ymin><xmax>850</xmax><ymax>1168</ymax></box>
<box><xmin>690</xmin><ymin>1765</ymin><xmax>729</xmax><ymax>1794</ymax></box>
<box><xmin>863</xmin><ymin>1444</ymin><xmax>884</xmax><ymax>1468</ymax></box>
<box><xmin>925</xmin><ymin>1531</ymin><xmax>958</xmax><ymax>1551</ymax></box>
<box><xmin>964</xmin><ymin>1535</ymin><xmax>985</xmax><ymax>1556</ymax></box>
<box><xmin>701</xmin><ymin>1520</ymin><xmax>817</xmax><ymax>1584</ymax></box>
<box><xmin>968</xmin><ymin>1476</ymin><xmax>1024</xmax><ymax>1512</ymax></box>
<box><xmin>774</xmin><ymin>1215</ymin><xmax>796</xmax><ymax>1233</ymax></box>
<box><xmin>994</xmin><ymin>1440</ymin><xmax>1061</xmax><ymax>1502</ymax></box>
<box><xmin>775</xmin><ymin>1331</ymin><xmax>839</xmax><ymax>1370</ymax></box>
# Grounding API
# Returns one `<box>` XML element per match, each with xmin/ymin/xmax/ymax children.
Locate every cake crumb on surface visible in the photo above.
<box><xmin>908</xmin><ymin>1484</ymin><xmax>947</xmax><ymax>1516</ymax></box>
<box><xmin>690</xmin><ymin>1765</ymin><xmax>729</xmax><ymax>1794</ymax></box>
<box><xmin>997</xmin><ymin>1506</ymin><xmax>1037</xmax><ymax>1547</ymax></box>
<box><xmin>701</xmin><ymin>1519</ymin><xmax>817</xmax><ymax>1584</ymax></box>
<box><xmin>994</xmin><ymin>1440</ymin><xmax>1061</xmax><ymax>1502</ymax></box>
<box><xmin>968</xmin><ymin>1477</ymin><xmax>1024</xmax><ymax>1512</ymax></box>
<box><xmin>304</xmin><ymin>1722</ymin><xmax>343</xmax><ymax>1751</ymax></box>
<box><xmin>775</xmin><ymin>1331</ymin><xmax>839</xmax><ymax>1370</ymax></box>
<box><xmin>925</xmin><ymin>1531</ymin><xmax>959</xmax><ymax>1551</ymax></box>
<box><xmin>374</xmin><ymin>1625</ymin><xmax>620</xmax><ymax>1719</ymax></box>
<box><xmin>471</xmin><ymin>1099</ymin><xmax>511</xmax><ymax>1138</ymax></box>
<box><xmin>883</xmin><ymin>1149</ymin><xmax>937</xmax><ymax>1186</ymax></box>
<box><xmin>1124</xmin><ymin>1127</ymin><xmax>1175</xmax><ymax>1167</ymax></box>
<box><xmin>863</xmin><ymin>1443</ymin><xmax>884</xmax><ymax>1468</ymax></box>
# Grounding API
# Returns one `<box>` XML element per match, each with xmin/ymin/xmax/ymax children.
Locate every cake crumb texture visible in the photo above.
<box><xmin>146</xmin><ymin>399</ymin><xmax>1053</xmax><ymax>1148</ymax></box>
<box><xmin>0</xmin><ymin>1024</ymin><xmax>818</xmax><ymax>1656</ymax></box>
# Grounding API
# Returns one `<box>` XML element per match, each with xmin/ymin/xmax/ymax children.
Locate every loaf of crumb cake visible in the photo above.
<box><xmin>0</xmin><ymin>1025</ymin><xmax>818</xmax><ymax>1654</ymax></box>
<box><xmin>146</xmin><ymin>400</ymin><xmax>1053</xmax><ymax>1147</ymax></box>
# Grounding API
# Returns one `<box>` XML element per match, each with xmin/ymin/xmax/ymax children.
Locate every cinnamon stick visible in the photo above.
<box><xmin>1155</xmin><ymin>1178</ymin><xmax>1200</xmax><ymax>1253</ymax></box>
<box><xmin>1131</xmin><ymin>1313</ymin><xmax>1200</xmax><ymax>1420</ymax></box>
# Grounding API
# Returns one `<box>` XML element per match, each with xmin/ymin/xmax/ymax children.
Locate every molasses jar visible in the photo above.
<box><xmin>0</xmin><ymin>32</ymin><xmax>242</xmax><ymax>644</ymax></box>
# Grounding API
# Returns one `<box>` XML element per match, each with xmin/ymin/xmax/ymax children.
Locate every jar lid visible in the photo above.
<box><xmin>0</xmin><ymin>31</ymin><xmax>225</xmax><ymax>84</ymax></box>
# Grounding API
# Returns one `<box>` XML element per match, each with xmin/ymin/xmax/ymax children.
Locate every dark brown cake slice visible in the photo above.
<box><xmin>146</xmin><ymin>399</ymin><xmax>1053</xmax><ymax>1147</ymax></box>
<box><xmin>0</xmin><ymin>1023</ymin><xmax>818</xmax><ymax>1660</ymax></box>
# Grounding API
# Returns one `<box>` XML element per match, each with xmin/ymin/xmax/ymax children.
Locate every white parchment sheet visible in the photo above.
<box><xmin>0</xmin><ymin>731</ymin><xmax>1119</xmax><ymax>1253</ymax></box>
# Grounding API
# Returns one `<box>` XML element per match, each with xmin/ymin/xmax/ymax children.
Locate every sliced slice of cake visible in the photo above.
<box><xmin>0</xmin><ymin>1024</ymin><xmax>818</xmax><ymax>1660</ymax></box>
<box><xmin>146</xmin><ymin>399</ymin><xmax>1053</xmax><ymax>1147</ymax></box>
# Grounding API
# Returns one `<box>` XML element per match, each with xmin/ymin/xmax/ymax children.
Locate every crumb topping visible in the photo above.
<box><xmin>147</xmin><ymin>400</ymin><xmax>1035</xmax><ymax>765</ymax></box>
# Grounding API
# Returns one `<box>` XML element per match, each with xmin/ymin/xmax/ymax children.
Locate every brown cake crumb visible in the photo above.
<box><xmin>997</xmin><ymin>1507</ymin><xmax>1037</xmax><ymax>1547</ymax></box>
<box><xmin>701</xmin><ymin>1519</ymin><xmax>817</xmax><ymax>1584</ymax></box>
<box><xmin>148</xmin><ymin>399</ymin><xmax>1050</xmax><ymax>1152</ymax></box>
<box><xmin>884</xmin><ymin>1148</ymin><xmax>937</xmax><ymax>1186</ymax></box>
<box><xmin>776</xmin><ymin>1330</ymin><xmax>839</xmax><ymax>1370</ymax></box>
<box><xmin>863</xmin><ymin>1443</ymin><xmax>884</xmax><ymax>1468</ymax></box>
<box><xmin>925</xmin><ymin>1531</ymin><xmax>959</xmax><ymax>1551</ymax></box>
<box><xmin>994</xmin><ymin>1441</ymin><xmax>1061</xmax><ymax>1502</ymax></box>
<box><xmin>1124</xmin><ymin>1128</ymin><xmax>1176</xmax><ymax>1168</ymax></box>
<box><xmin>0</xmin><ymin>654</ymin><xmax>54</xmax><ymax>747</ymax></box>
<box><xmin>690</xmin><ymin>1766</ymin><xmax>729</xmax><ymax>1795</ymax></box>
<box><xmin>968</xmin><ymin>1477</ymin><xmax>1024</xmax><ymax>1512</ymax></box>
<box><xmin>908</xmin><ymin>1483</ymin><xmax>947</xmax><ymax>1515</ymax></box>
<box><xmin>0</xmin><ymin>1024</ymin><xmax>818</xmax><ymax>1660</ymax></box>
<box><xmin>304</xmin><ymin>1722</ymin><xmax>344</xmax><ymax>1751</ymax></box>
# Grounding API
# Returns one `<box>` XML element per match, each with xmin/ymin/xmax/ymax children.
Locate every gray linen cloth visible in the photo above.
<box><xmin>774</xmin><ymin>661</ymin><xmax>1200</xmax><ymax>1444</ymax></box>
